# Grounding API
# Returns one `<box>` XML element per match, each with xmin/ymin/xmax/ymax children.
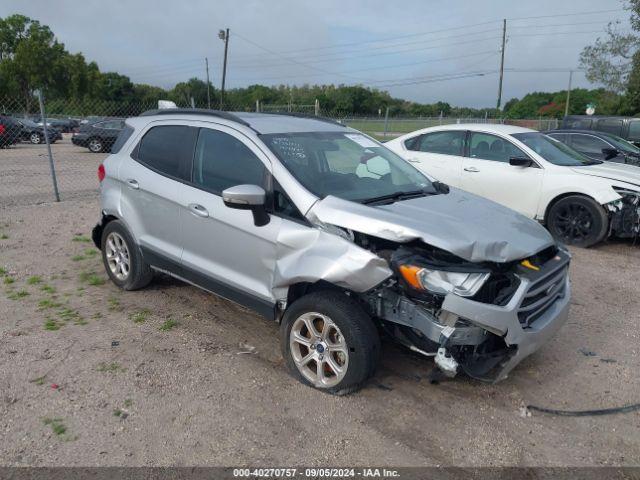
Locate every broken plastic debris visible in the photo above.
<box><xmin>237</xmin><ymin>342</ymin><xmax>257</xmax><ymax>355</ymax></box>
<box><xmin>51</xmin><ymin>384</ymin><xmax>59</xmax><ymax>390</ymax></box>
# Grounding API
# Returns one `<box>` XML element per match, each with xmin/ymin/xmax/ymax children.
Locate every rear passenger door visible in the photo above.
<box><xmin>119</xmin><ymin>123</ymin><xmax>197</xmax><ymax>269</ymax></box>
<box><xmin>401</xmin><ymin>130</ymin><xmax>466</xmax><ymax>186</ymax></box>
<box><xmin>177</xmin><ymin>125</ymin><xmax>281</xmax><ymax>313</ymax></box>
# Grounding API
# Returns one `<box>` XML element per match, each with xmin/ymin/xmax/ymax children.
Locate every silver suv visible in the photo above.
<box><xmin>93</xmin><ymin>109</ymin><xmax>571</xmax><ymax>394</ymax></box>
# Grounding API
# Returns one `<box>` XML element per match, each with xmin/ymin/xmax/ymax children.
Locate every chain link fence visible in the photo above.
<box><xmin>0</xmin><ymin>95</ymin><xmax>559</xmax><ymax>207</ymax></box>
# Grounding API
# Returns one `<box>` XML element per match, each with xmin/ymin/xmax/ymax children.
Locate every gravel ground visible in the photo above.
<box><xmin>0</xmin><ymin>198</ymin><xmax>639</xmax><ymax>467</ymax></box>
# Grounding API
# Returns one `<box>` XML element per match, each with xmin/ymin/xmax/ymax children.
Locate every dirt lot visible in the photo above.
<box><xmin>0</xmin><ymin>136</ymin><xmax>106</xmax><ymax>207</ymax></box>
<box><xmin>0</xmin><ymin>198</ymin><xmax>639</xmax><ymax>467</ymax></box>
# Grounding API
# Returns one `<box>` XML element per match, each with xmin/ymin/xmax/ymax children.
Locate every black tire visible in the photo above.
<box><xmin>280</xmin><ymin>290</ymin><xmax>380</xmax><ymax>395</ymax></box>
<box><xmin>100</xmin><ymin>220</ymin><xmax>153</xmax><ymax>290</ymax></box>
<box><xmin>547</xmin><ymin>195</ymin><xmax>609</xmax><ymax>247</ymax></box>
<box><xmin>88</xmin><ymin>137</ymin><xmax>104</xmax><ymax>153</ymax></box>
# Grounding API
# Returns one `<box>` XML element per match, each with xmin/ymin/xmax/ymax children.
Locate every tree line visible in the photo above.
<box><xmin>0</xmin><ymin>13</ymin><xmax>636</xmax><ymax>119</ymax></box>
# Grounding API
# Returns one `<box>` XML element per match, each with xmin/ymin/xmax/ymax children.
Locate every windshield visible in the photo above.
<box><xmin>600</xmin><ymin>132</ymin><xmax>640</xmax><ymax>154</ymax></box>
<box><xmin>511</xmin><ymin>132</ymin><xmax>601</xmax><ymax>166</ymax></box>
<box><xmin>261</xmin><ymin>131</ymin><xmax>434</xmax><ymax>202</ymax></box>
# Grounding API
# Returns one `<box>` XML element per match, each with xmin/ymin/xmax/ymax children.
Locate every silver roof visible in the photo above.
<box><xmin>231</xmin><ymin>112</ymin><xmax>352</xmax><ymax>134</ymax></box>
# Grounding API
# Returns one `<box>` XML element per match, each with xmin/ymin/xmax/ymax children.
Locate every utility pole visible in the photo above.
<box><xmin>564</xmin><ymin>70</ymin><xmax>573</xmax><ymax>117</ymax></box>
<box><xmin>218</xmin><ymin>28</ymin><xmax>229</xmax><ymax>109</ymax></box>
<box><xmin>205</xmin><ymin>57</ymin><xmax>211</xmax><ymax>109</ymax></box>
<box><xmin>496</xmin><ymin>19</ymin><xmax>506</xmax><ymax>110</ymax></box>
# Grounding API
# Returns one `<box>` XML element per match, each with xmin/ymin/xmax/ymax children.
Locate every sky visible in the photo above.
<box><xmin>0</xmin><ymin>0</ymin><xmax>631</xmax><ymax>108</ymax></box>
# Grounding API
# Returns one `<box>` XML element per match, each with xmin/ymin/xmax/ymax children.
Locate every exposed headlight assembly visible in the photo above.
<box><xmin>399</xmin><ymin>265</ymin><xmax>489</xmax><ymax>297</ymax></box>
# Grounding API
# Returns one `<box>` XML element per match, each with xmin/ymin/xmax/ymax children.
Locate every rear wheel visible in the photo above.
<box><xmin>30</xmin><ymin>132</ymin><xmax>42</xmax><ymax>144</ymax></box>
<box><xmin>547</xmin><ymin>195</ymin><xmax>608</xmax><ymax>247</ymax></box>
<box><xmin>101</xmin><ymin>220</ymin><xmax>153</xmax><ymax>290</ymax></box>
<box><xmin>88</xmin><ymin>137</ymin><xmax>104</xmax><ymax>153</ymax></box>
<box><xmin>280</xmin><ymin>290</ymin><xmax>380</xmax><ymax>395</ymax></box>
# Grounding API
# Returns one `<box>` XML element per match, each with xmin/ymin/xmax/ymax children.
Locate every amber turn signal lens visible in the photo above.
<box><xmin>399</xmin><ymin>265</ymin><xmax>423</xmax><ymax>289</ymax></box>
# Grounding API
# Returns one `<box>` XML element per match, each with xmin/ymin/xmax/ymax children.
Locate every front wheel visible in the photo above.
<box><xmin>280</xmin><ymin>290</ymin><xmax>380</xmax><ymax>395</ymax></box>
<box><xmin>547</xmin><ymin>195</ymin><xmax>609</xmax><ymax>247</ymax></box>
<box><xmin>30</xmin><ymin>133</ymin><xmax>43</xmax><ymax>144</ymax></box>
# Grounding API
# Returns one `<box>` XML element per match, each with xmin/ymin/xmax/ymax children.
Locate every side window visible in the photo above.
<box><xmin>597</xmin><ymin>119</ymin><xmax>623</xmax><ymax>136</ymax></box>
<box><xmin>547</xmin><ymin>133</ymin><xmax>567</xmax><ymax>143</ymax></box>
<box><xmin>193</xmin><ymin>128</ymin><xmax>267</xmax><ymax>194</ymax></box>
<box><xmin>136</xmin><ymin>125</ymin><xmax>196</xmax><ymax>179</ymax></box>
<box><xmin>571</xmin><ymin>134</ymin><xmax>610</xmax><ymax>154</ymax></box>
<box><xmin>469</xmin><ymin>132</ymin><xmax>528</xmax><ymax>163</ymax></box>
<box><xmin>407</xmin><ymin>131</ymin><xmax>465</xmax><ymax>156</ymax></box>
<box><xmin>628</xmin><ymin>120</ymin><xmax>640</xmax><ymax>141</ymax></box>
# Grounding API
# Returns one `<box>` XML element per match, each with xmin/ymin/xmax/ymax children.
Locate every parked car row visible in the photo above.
<box><xmin>72</xmin><ymin>118</ymin><xmax>125</xmax><ymax>152</ymax></box>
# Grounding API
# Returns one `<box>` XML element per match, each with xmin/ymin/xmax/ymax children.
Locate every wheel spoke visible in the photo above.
<box><xmin>292</xmin><ymin>331</ymin><xmax>312</xmax><ymax>347</ymax></box>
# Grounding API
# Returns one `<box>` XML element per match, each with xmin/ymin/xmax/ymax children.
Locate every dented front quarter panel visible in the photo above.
<box><xmin>271</xmin><ymin>219</ymin><xmax>393</xmax><ymax>299</ymax></box>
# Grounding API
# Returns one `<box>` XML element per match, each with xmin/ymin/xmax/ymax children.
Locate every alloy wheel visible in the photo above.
<box><xmin>553</xmin><ymin>203</ymin><xmax>594</xmax><ymax>242</ymax></box>
<box><xmin>105</xmin><ymin>232</ymin><xmax>131</xmax><ymax>281</ymax></box>
<box><xmin>30</xmin><ymin>133</ymin><xmax>41</xmax><ymax>144</ymax></box>
<box><xmin>89</xmin><ymin>139</ymin><xmax>102</xmax><ymax>152</ymax></box>
<box><xmin>289</xmin><ymin>312</ymin><xmax>349</xmax><ymax>388</ymax></box>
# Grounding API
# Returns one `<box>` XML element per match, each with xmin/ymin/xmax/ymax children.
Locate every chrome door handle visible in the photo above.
<box><xmin>463</xmin><ymin>167</ymin><xmax>480</xmax><ymax>173</ymax></box>
<box><xmin>188</xmin><ymin>203</ymin><xmax>209</xmax><ymax>218</ymax></box>
<box><xmin>126</xmin><ymin>179</ymin><xmax>139</xmax><ymax>189</ymax></box>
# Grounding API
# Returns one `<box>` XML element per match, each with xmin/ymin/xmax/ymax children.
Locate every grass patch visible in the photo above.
<box><xmin>72</xmin><ymin>235</ymin><xmax>91</xmax><ymax>243</ymax></box>
<box><xmin>108</xmin><ymin>296</ymin><xmax>121</xmax><ymax>311</ymax></box>
<box><xmin>26</xmin><ymin>275</ymin><xmax>42</xmax><ymax>285</ymax></box>
<box><xmin>84</xmin><ymin>248</ymin><xmax>98</xmax><ymax>257</ymax></box>
<box><xmin>42</xmin><ymin>417</ymin><xmax>76</xmax><ymax>441</ymax></box>
<box><xmin>79</xmin><ymin>271</ymin><xmax>105</xmax><ymax>286</ymax></box>
<box><xmin>38</xmin><ymin>298</ymin><xmax>63</xmax><ymax>310</ymax></box>
<box><xmin>0</xmin><ymin>267</ymin><xmax>6</xmax><ymax>275</ymax></box>
<box><xmin>113</xmin><ymin>408</ymin><xmax>123</xmax><ymax>417</ymax></box>
<box><xmin>29</xmin><ymin>375</ymin><xmax>46</xmax><ymax>385</ymax></box>
<box><xmin>57</xmin><ymin>307</ymin><xmax>86</xmax><ymax>325</ymax></box>
<box><xmin>129</xmin><ymin>308</ymin><xmax>151</xmax><ymax>324</ymax></box>
<box><xmin>4</xmin><ymin>276</ymin><xmax>14</xmax><ymax>285</ymax></box>
<box><xmin>41</xmin><ymin>284</ymin><xmax>56</xmax><ymax>294</ymax></box>
<box><xmin>159</xmin><ymin>319</ymin><xmax>178</xmax><ymax>331</ymax></box>
<box><xmin>92</xmin><ymin>312</ymin><xmax>103</xmax><ymax>319</ymax></box>
<box><xmin>71</xmin><ymin>255</ymin><xmax>85</xmax><ymax>262</ymax></box>
<box><xmin>96</xmin><ymin>362</ymin><xmax>126</xmax><ymax>373</ymax></box>
<box><xmin>0</xmin><ymin>234</ymin><xmax>8</xmax><ymax>240</ymax></box>
<box><xmin>124</xmin><ymin>398</ymin><xmax>133</xmax><ymax>407</ymax></box>
<box><xmin>7</xmin><ymin>289</ymin><xmax>29</xmax><ymax>300</ymax></box>
<box><xmin>44</xmin><ymin>318</ymin><xmax>63</xmax><ymax>331</ymax></box>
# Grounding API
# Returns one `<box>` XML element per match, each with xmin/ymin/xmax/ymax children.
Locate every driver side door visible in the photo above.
<box><xmin>401</xmin><ymin>130</ymin><xmax>466</xmax><ymax>187</ymax></box>
<box><xmin>460</xmin><ymin>131</ymin><xmax>543</xmax><ymax>218</ymax></box>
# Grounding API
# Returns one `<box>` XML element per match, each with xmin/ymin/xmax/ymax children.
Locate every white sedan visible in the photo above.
<box><xmin>385</xmin><ymin>124</ymin><xmax>640</xmax><ymax>247</ymax></box>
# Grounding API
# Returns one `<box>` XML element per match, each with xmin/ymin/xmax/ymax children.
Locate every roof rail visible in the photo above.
<box><xmin>264</xmin><ymin>111</ymin><xmax>346</xmax><ymax>128</ymax></box>
<box><xmin>139</xmin><ymin>108</ymin><xmax>252</xmax><ymax>128</ymax></box>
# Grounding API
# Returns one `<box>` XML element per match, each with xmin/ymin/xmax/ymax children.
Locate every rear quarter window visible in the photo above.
<box><xmin>110</xmin><ymin>125</ymin><xmax>135</xmax><ymax>154</ymax></box>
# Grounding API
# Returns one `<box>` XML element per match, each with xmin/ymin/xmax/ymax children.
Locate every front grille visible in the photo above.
<box><xmin>517</xmin><ymin>259</ymin><xmax>569</xmax><ymax>328</ymax></box>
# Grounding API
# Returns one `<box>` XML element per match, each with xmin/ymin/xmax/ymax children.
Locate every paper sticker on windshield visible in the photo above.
<box><xmin>344</xmin><ymin>133</ymin><xmax>379</xmax><ymax>148</ymax></box>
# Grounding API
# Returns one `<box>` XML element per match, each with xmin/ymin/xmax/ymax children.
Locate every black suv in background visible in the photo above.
<box><xmin>0</xmin><ymin>116</ymin><xmax>22</xmax><ymax>148</ymax></box>
<box><xmin>547</xmin><ymin>129</ymin><xmax>640</xmax><ymax>167</ymax></box>
<box><xmin>15</xmin><ymin>118</ymin><xmax>63</xmax><ymax>144</ymax></box>
<box><xmin>72</xmin><ymin>118</ymin><xmax>125</xmax><ymax>153</ymax></box>
<box><xmin>561</xmin><ymin>115</ymin><xmax>640</xmax><ymax>146</ymax></box>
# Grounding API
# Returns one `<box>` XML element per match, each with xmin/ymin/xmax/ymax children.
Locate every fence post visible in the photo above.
<box><xmin>37</xmin><ymin>90</ymin><xmax>60</xmax><ymax>202</ymax></box>
<box><xmin>314</xmin><ymin>98</ymin><xmax>319</xmax><ymax>116</ymax></box>
<box><xmin>255</xmin><ymin>99</ymin><xmax>260</xmax><ymax>112</ymax></box>
<box><xmin>383</xmin><ymin>107</ymin><xmax>389</xmax><ymax>138</ymax></box>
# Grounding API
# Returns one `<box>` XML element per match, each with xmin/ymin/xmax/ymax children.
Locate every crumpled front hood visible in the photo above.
<box><xmin>570</xmin><ymin>163</ymin><xmax>640</xmax><ymax>188</ymax></box>
<box><xmin>307</xmin><ymin>188</ymin><xmax>555</xmax><ymax>263</ymax></box>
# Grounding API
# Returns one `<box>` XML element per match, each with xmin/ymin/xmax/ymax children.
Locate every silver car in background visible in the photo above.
<box><xmin>92</xmin><ymin>109</ymin><xmax>571</xmax><ymax>394</ymax></box>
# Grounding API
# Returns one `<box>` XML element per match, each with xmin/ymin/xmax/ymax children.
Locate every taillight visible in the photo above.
<box><xmin>98</xmin><ymin>164</ymin><xmax>106</xmax><ymax>182</ymax></box>
<box><xmin>0</xmin><ymin>124</ymin><xmax>5</xmax><ymax>135</ymax></box>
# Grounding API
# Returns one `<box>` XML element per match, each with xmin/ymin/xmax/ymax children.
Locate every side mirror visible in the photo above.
<box><xmin>509</xmin><ymin>157</ymin><xmax>533</xmax><ymax>167</ymax></box>
<box><xmin>222</xmin><ymin>184</ymin><xmax>270</xmax><ymax>227</ymax></box>
<box><xmin>602</xmin><ymin>147</ymin><xmax>619</xmax><ymax>160</ymax></box>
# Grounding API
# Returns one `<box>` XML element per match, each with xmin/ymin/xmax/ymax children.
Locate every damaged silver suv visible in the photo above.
<box><xmin>93</xmin><ymin>109</ymin><xmax>571</xmax><ymax>394</ymax></box>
